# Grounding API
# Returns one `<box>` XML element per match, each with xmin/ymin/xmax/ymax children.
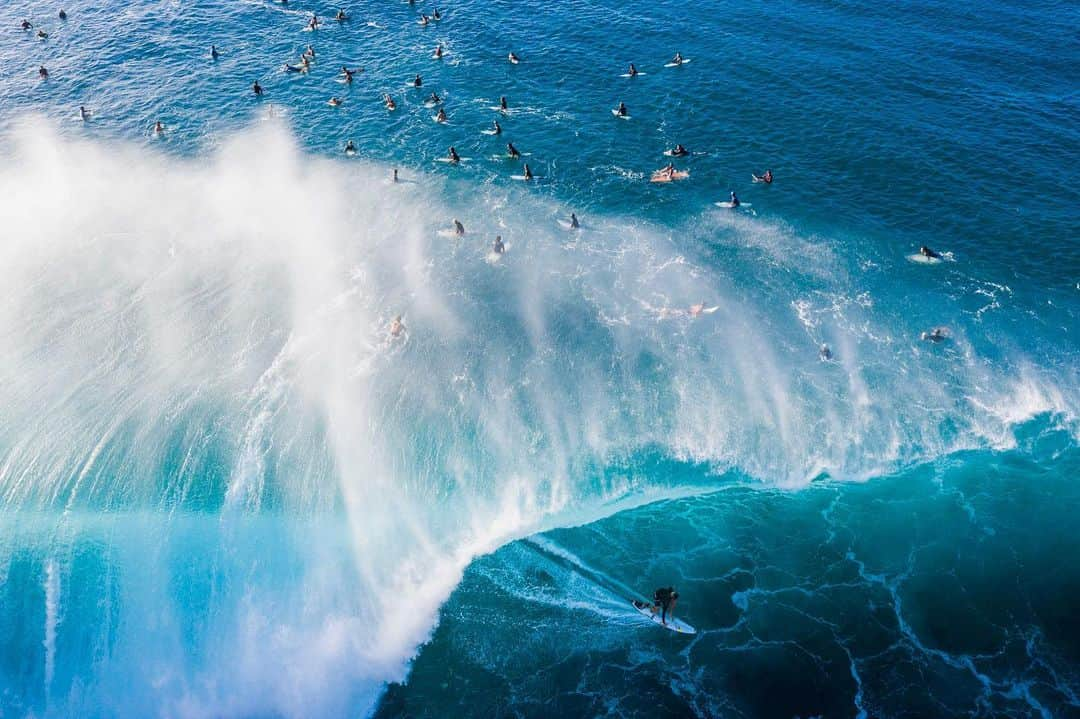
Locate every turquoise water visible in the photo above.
<box><xmin>0</xmin><ymin>0</ymin><xmax>1077</xmax><ymax>716</ymax></box>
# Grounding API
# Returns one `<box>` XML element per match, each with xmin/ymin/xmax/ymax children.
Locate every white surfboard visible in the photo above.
<box><xmin>620</xmin><ymin>72</ymin><xmax>647</xmax><ymax>77</ymax></box>
<box><xmin>908</xmin><ymin>253</ymin><xmax>942</xmax><ymax>264</ymax></box>
<box><xmin>432</xmin><ymin>115</ymin><xmax>448</xmax><ymax>123</ymax></box>
<box><xmin>632</xmin><ymin>600</ymin><xmax>696</xmax><ymax>634</ymax></box>
<box><xmin>435</xmin><ymin>157</ymin><xmax>470</xmax><ymax>163</ymax></box>
<box><xmin>510</xmin><ymin>174</ymin><xmax>535</xmax><ymax>181</ymax></box>
<box><xmin>558</xmin><ymin>220</ymin><xmax>581</xmax><ymax>231</ymax></box>
<box><xmin>714</xmin><ymin>201</ymin><xmax>751</xmax><ymax>208</ymax></box>
<box><xmin>436</xmin><ymin>228</ymin><xmax>461</xmax><ymax>238</ymax></box>
<box><xmin>663</xmin><ymin>150</ymin><xmax>690</xmax><ymax>157</ymax></box>
<box><xmin>612</xmin><ymin>109</ymin><xmax>630</xmax><ymax>119</ymax></box>
<box><xmin>664</xmin><ymin>58</ymin><xmax>691</xmax><ymax>67</ymax></box>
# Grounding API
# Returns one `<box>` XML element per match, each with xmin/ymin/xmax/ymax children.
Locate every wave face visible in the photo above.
<box><xmin>0</xmin><ymin>120</ymin><xmax>1075</xmax><ymax>717</ymax></box>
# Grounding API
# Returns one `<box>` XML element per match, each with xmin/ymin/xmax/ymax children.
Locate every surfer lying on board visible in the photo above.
<box><xmin>753</xmin><ymin>169</ymin><xmax>773</xmax><ymax>183</ymax></box>
<box><xmin>920</xmin><ymin>245</ymin><xmax>942</xmax><ymax>259</ymax></box>
<box><xmin>921</xmin><ymin>327</ymin><xmax>948</xmax><ymax>343</ymax></box>
<box><xmin>669</xmin><ymin>144</ymin><xmax>689</xmax><ymax>157</ymax></box>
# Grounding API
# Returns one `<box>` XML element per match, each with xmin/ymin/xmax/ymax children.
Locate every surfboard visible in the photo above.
<box><xmin>481</xmin><ymin>129</ymin><xmax>500</xmax><ymax>135</ymax></box>
<box><xmin>436</xmin><ymin>228</ymin><xmax>461</xmax><ymax>238</ymax></box>
<box><xmin>490</xmin><ymin>153</ymin><xmax>530</xmax><ymax>160</ymax></box>
<box><xmin>752</xmin><ymin>174</ymin><xmax>772</xmax><ymax>183</ymax></box>
<box><xmin>508</xmin><ymin>55</ymin><xmax>520</xmax><ymax>64</ymax></box>
<box><xmin>663</xmin><ymin>150</ymin><xmax>690</xmax><ymax>157</ymax></box>
<box><xmin>699</xmin><ymin>306</ymin><xmax>720</xmax><ymax>314</ymax></box>
<box><xmin>651</xmin><ymin>171</ymin><xmax>689</xmax><ymax>183</ymax></box>
<box><xmin>432</xmin><ymin>115</ymin><xmax>448</xmax><ymax>123</ymax></box>
<box><xmin>620</xmin><ymin>72</ymin><xmax>647</xmax><ymax>77</ymax></box>
<box><xmin>908</xmin><ymin>253</ymin><xmax>942</xmax><ymax>264</ymax></box>
<box><xmin>558</xmin><ymin>220</ymin><xmax>581</xmax><ymax>231</ymax></box>
<box><xmin>714</xmin><ymin>201</ymin><xmax>751</xmax><ymax>208</ymax></box>
<box><xmin>435</xmin><ymin>157</ymin><xmax>470</xmax><ymax>163</ymax></box>
<box><xmin>632</xmin><ymin>600</ymin><xmax>696</xmax><ymax>634</ymax></box>
<box><xmin>489</xmin><ymin>106</ymin><xmax>510</xmax><ymax>113</ymax></box>
<box><xmin>664</xmin><ymin>58</ymin><xmax>691</xmax><ymax>67</ymax></box>
<box><xmin>510</xmin><ymin>174</ymin><xmax>535</xmax><ymax>181</ymax></box>
<box><xmin>612</xmin><ymin>109</ymin><xmax>630</xmax><ymax>119</ymax></box>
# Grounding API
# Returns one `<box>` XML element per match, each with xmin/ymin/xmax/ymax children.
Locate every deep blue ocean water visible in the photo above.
<box><xmin>0</xmin><ymin>0</ymin><xmax>1077</xmax><ymax>717</ymax></box>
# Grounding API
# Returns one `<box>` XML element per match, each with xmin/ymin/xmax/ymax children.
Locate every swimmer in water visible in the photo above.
<box><xmin>616</xmin><ymin>101</ymin><xmax>628</xmax><ymax>117</ymax></box>
<box><xmin>153</xmin><ymin>121</ymin><xmax>165</xmax><ymax>134</ymax></box>
<box><xmin>570</xmin><ymin>212</ymin><xmax>580</xmax><ymax>229</ymax></box>
<box><xmin>418</xmin><ymin>14</ymin><xmax>429</xmax><ymax>26</ymax></box>
<box><xmin>328</xmin><ymin>97</ymin><xmax>342</xmax><ymax>107</ymax></box>
<box><xmin>79</xmin><ymin>105</ymin><xmax>90</xmax><ymax>121</ymax></box>
<box><xmin>491</xmin><ymin>119</ymin><xmax>502</xmax><ymax>135</ymax></box>
<box><xmin>434</xmin><ymin>107</ymin><xmax>447</xmax><ymax>123</ymax></box>
<box><xmin>920</xmin><ymin>327</ymin><xmax>948</xmax><ymax>343</ymax></box>
<box><xmin>384</xmin><ymin>94</ymin><xmax>396</xmax><ymax>110</ymax></box>
<box><xmin>252</xmin><ymin>80</ymin><xmax>263</xmax><ymax>95</ymax></box>
<box><xmin>433</xmin><ymin>45</ymin><xmax>443</xmax><ymax>59</ymax></box>
<box><xmin>307</xmin><ymin>14</ymin><xmax>319</xmax><ymax>30</ymax></box>
<box><xmin>211</xmin><ymin>45</ymin><xmax>220</xmax><ymax>59</ymax></box>
<box><xmin>59</xmin><ymin>9</ymin><xmax>67</xmax><ymax>19</ymax></box>
<box><xmin>920</xmin><ymin>245</ymin><xmax>943</xmax><ymax>259</ymax></box>
<box><xmin>389</xmin><ymin>315</ymin><xmax>405</xmax><ymax>338</ymax></box>
<box><xmin>344</xmin><ymin>139</ymin><xmax>356</xmax><ymax>154</ymax></box>
<box><xmin>508</xmin><ymin>52</ymin><xmax>520</xmax><ymax>64</ymax></box>
<box><xmin>493</xmin><ymin>235</ymin><xmax>505</xmax><ymax>254</ymax></box>
<box><xmin>448</xmin><ymin>146</ymin><xmax>461</xmax><ymax>163</ymax></box>
<box><xmin>454</xmin><ymin>219</ymin><xmax>465</xmax><ymax>236</ymax></box>
<box><xmin>522</xmin><ymin>163</ymin><xmax>533</xmax><ymax>180</ymax></box>
<box><xmin>432</xmin><ymin>7</ymin><xmax>441</xmax><ymax>20</ymax></box>
<box><xmin>21</xmin><ymin>20</ymin><xmax>32</xmax><ymax>30</ymax></box>
<box><xmin>507</xmin><ymin>142</ymin><xmax>521</xmax><ymax>159</ymax></box>
<box><xmin>335</xmin><ymin>9</ymin><xmax>348</xmax><ymax>21</ymax></box>
<box><xmin>304</xmin><ymin>45</ymin><xmax>316</xmax><ymax>59</ymax></box>
<box><xmin>39</xmin><ymin>65</ymin><xmax>48</xmax><ymax>79</ymax></box>
<box><xmin>499</xmin><ymin>96</ymin><xmax>508</xmax><ymax>111</ymax></box>
<box><xmin>820</xmin><ymin>344</ymin><xmax>832</xmax><ymax>361</ymax></box>
<box><xmin>413</xmin><ymin>74</ymin><xmax>423</xmax><ymax>88</ymax></box>
<box><xmin>37</xmin><ymin>29</ymin><xmax>48</xmax><ymax>40</ymax></box>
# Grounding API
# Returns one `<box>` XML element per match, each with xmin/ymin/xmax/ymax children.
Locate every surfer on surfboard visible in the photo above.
<box><xmin>668</xmin><ymin>144</ymin><xmax>689</xmax><ymax>157</ymax></box>
<box><xmin>627</xmin><ymin>63</ymin><xmax>639</xmax><ymax>77</ymax></box>
<box><xmin>490</xmin><ymin>119</ymin><xmax>502</xmax><ymax>135</ymax></box>
<box><xmin>506</xmin><ymin>142</ymin><xmax>521</xmax><ymax>159</ymax></box>
<box><xmin>633</xmin><ymin>587</ymin><xmax>679</xmax><ymax>626</ymax></box>
<box><xmin>752</xmin><ymin>169</ymin><xmax>773</xmax><ymax>183</ymax></box>
<box><xmin>670</xmin><ymin>52</ymin><xmax>684</xmax><ymax>65</ymax></box>
<box><xmin>493</xmin><ymin>235</ymin><xmax>506</xmax><ymax>254</ymax></box>
<box><xmin>447</xmin><ymin>146</ymin><xmax>461</xmax><ymax>163</ymax></box>
<box><xmin>920</xmin><ymin>245</ymin><xmax>942</xmax><ymax>260</ymax></box>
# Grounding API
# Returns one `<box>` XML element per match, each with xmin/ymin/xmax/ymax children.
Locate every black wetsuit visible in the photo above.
<box><xmin>653</xmin><ymin>587</ymin><xmax>674</xmax><ymax>623</ymax></box>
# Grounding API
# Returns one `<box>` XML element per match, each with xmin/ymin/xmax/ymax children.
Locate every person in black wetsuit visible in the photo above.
<box><xmin>920</xmin><ymin>245</ymin><xmax>942</xmax><ymax>259</ymax></box>
<box><xmin>653</xmin><ymin>586</ymin><xmax>679</xmax><ymax>625</ymax></box>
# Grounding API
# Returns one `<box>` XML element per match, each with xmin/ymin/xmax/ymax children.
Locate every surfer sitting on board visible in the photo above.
<box><xmin>670</xmin><ymin>144</ymin><xmax>689</xmax><ymax>157</ymax></box>
<box><xmin>920</xmin><ymin>245</ymin><xmax>942</xmax><ymax>259</ymax></box>
<box><xmin>729</xmin><ymin>191</ymin><xmax>740</xmax><ymax>207</ymax></box>
<box><xmin>491</xmin><ymin>119</ymin><xmax>502</xmax><ymax>135</ymax></box>
<box><xmin>671</xmin><ymin>52</ymin><xmax>684</xmax><ymax>65</ymax></box>
<box><xmin>507</xmin><ymin>142</ymin><xmax>521</xmax><ymax>159</ymax></box>
<box><xmin>447</xmin><ymin>146</ymin><xmax>461</xmax><ymax>163</ymax></box>
<box><xmin>522</xmin><ymin>163</ymin><xmax>533</xmax><ymax>180</ymax></box>
<box><xmin>499</xmin><ymin>96</ymin><xmax>508</xmax><ymax>111</ymax></box>
<box><xmin>508</xmin><ymin>52</ymin><xmax>520</xmax><ymax>64</ymax></box>
<box><xmin>628</xmin><ymin>63</ymin><xmax>639</xmax><ymax>77</ymax></box>
<box><xmin>413</xmin><ymin>74</ymin><xmax>423</xmax><ymax>88</ymax></box>
<box><xmin>428</xmin><ymin>91</ymin><xmax>441</xmax><ymax>104</ymax></box>
<box><xmin>344</xmin><ymin>140</ymin><xmax>356</xmax><ymax>154</ymax></box>
<box><xmin>753</xmin><ymin>169</ymin><xmax>773</xmax><ymax>183</ymax></box>
<box><xmin>616</xmin><ymin>101</ymin><xmax>628</xmax><ymax>117</ymax></box>
<box><xmin>454</xmin><ymin>219</ymin><xmax>465</xmax><ymax>235</ymax></box>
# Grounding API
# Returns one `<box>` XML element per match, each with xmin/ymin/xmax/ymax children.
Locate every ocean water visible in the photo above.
<box><xmin>0</xmin><ymin>0</ymin><xmax>1077</xmax><ymax>716</ymax></box>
